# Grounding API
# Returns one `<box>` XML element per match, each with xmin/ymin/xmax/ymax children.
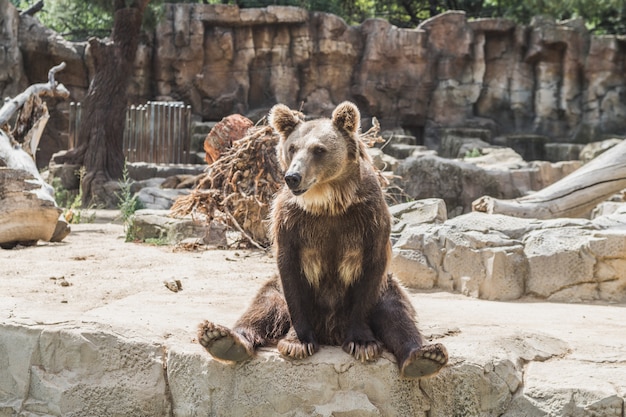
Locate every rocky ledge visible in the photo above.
<box><xmin>0</xmin><ymin>213</ymin><xmax>625</xmax><ymax>416</ymax></box>
<box><xmin>391</xmin><ymin>199</ymin><xmax>626</xmax><ymax>303</ymax></box>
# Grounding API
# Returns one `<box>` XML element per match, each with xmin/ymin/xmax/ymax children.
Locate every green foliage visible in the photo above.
<box><xmin>52</xmin><ymin>167</ymin><xmax>95</xmax><ymax>224</ymax></box>
<box><xmin>116</xmin><ymin>161</ymin><xmax>141</xmax><ymax>241</ymax></box>
<box><xmin>144</xmin><ymin>237</ymin><xmax>170</xmax><ymax>246</ymax></box>
<box><xmin>482</xmin><ymin>0</ymin><xmax>626</xmax><ymax>33</ymax></box>
<box><xmin>11</xmin><ymin>0</ymin><xmax>626</xmax><ymax>40</ymax></box>
<box><xmin>464</xmin><ymin>148</ymin><xmax>482</xmax><ymax>158</ymax></box>
<box><xmin>11</xmin><ymin>0</ymin><xmax>165</xmax><ymax>40</ymax></box>
<box><xmin>10</xmin><ymin>0</ymin><xmax>111</xmax><ymax>40</ymax></box>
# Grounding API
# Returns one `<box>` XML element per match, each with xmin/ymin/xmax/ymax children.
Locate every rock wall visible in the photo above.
<box><xmin>150</xmin><ymin>5</ymin><xmax>626</xmax><ymax>146</ymax></box>
<box><xmin>2</xmin><ymin>2</ymin><xmax>626</xmax><ymax>163</ymax></box>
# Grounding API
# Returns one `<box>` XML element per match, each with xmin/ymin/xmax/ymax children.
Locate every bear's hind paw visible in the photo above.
<box><xmin>197</xmin><ymin>320</ymin><xmax>253</xmax><ymax>363</ymax></box>
<box><xmin>401</xmin><ymin>343</ymin><xmax>448</xmax><ymax>379</ymax></box>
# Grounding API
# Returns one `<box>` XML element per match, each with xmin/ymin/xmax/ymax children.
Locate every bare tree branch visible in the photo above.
<box><xmin>0</xmin><ymin>62</ymin><xmax>69</xmax><ymax>126</ymax></box>
<box><xmin>20</xmin><ymin>0</ymin><xmax>44</xmax><ymax>16</ymax></box>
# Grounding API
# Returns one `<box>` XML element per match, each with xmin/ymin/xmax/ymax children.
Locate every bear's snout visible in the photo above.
<box><xmin>284</xmin><ymin>172</ymin><xmax>302</xmax><ymax>190</ymax></box>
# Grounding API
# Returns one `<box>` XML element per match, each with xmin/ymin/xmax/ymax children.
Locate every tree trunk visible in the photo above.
<box><xmin>52</xmin><ymin>0</ymin><xmax>150</xmax><ymax>206</ymax></box>
<box><xmin>472</xmin><ymin>139</ymin><xmax>626</xmax><ymax>219</ymax></box>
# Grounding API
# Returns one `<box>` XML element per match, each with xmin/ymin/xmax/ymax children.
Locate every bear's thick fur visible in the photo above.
<box><xmin>198</xmin><ymin>102</ymin><xmax>447</xmax><ymax>378</ymax></box>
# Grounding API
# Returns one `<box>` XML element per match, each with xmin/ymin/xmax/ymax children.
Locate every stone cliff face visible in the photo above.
<box><xmin>2</xmin><ymin>2</ymin><xmax>626</xmax><ymax>161</ymax></box>
<box><xmin>151</xmin><ymin>5</ymin><xmax>626</xmax><ymax>145</ymax></box>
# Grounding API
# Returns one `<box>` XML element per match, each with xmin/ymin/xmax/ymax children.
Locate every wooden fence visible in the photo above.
<box><xmin>68</xmin><ymin>101</ymin><xmax>193</xmax><ymax>164</ymax></box>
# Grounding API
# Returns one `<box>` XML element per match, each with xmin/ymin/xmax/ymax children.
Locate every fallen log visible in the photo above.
<box><xmin>0</xmin><ymin>63</ymin><xmax>71</xmax><ymax>248</ymax></box>
<box><xmin>472</xmin><ymin>138</ymin><xmax>626</xmax><ymax>219</ymax></box>
<box><xmin>0</xmin><ymin>167</ymin><xmax>61</xmax><ymax>248</ymax></box>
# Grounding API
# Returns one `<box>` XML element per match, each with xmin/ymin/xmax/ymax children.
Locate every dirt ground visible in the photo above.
<box><xmin>0</xmin><ymin>210</ymin><xmax>278</xmax><ymax>341</ymax></box>
<box><xmin>1</xmin><ymin>209</ymin><xmax>625</xmax><ymax>364</ymax></box>
<box><xmin>2</xmin><ymin>209</ymin><xmax>625</xmax><ymax>417</ymax></box>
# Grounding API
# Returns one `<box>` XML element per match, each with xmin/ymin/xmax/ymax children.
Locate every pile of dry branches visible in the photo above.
<box><xmin>171</xmin><ymin>114</ymin><xmax>385</xmax><ymax>249</ymax></box>
<box><xmin>171</xmin><ymin>124</ymin><xmax>282</xmax><ymax>248</ymax></box>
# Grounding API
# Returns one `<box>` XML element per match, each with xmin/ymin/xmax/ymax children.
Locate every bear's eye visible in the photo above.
<box><xmin>288</xmin><ymin>144</ymin><xmax>296</xmax><ymax>155</ymax></box>
<box><xmin>313</xmin><ymin>146</ymin><xmax>327</xmax><ymax>156</ymax></box>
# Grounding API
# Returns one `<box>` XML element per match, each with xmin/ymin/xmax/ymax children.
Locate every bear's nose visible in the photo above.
<box><xmin>284</xmin><ymin>172</ymin><xmax>302</xmax><ymax>189</ymax></box>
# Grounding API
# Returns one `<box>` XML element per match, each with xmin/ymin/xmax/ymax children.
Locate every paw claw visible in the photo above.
<box><xmin>343</xmin><ymin>340</ymin><xmax>382</xmax><ymax>362</ymax></box>
<box><xmin>277</xmin><ymin>335</ymin><xmax>317</xmax><ymax>360</ymax></box>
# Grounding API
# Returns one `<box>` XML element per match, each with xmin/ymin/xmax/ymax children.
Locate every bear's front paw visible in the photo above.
<box><xmin>342</xmin><ymin>339</ymin><xmax>382</xmax><ymax>362</ymax></box>
<box><xmin>277</xmin><ymin>330</ymin><xmax>318</xmax><ymax>359</ymax></box>
<box><xmin>197</xmin><ymin>320</ymin><xmax>253</xmax><ymax>363</ymax></box>
<box><xmin>401</xmin><ymin>343</ymin><xmax>448</xmax><ymax>379</ymax></box>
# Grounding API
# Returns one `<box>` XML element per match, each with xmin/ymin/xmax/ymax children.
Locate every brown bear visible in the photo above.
<box><xmin>198</xmin><ymin>101</ymin><xmax>448</xmax><ymax>378</ymax></box>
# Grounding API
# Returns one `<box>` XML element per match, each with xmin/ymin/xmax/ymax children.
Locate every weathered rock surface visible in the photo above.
<box><xmin>127</xmin><ymin>162</ymin><xmax>206</xmax><ymax>182</ymax></box>
<box><xmin>391</xmin><ymin>199</ymin><xmax>626</xmax><ymax>303</ymax></box>
<box><xmin>1</xmin><ymin>216</ymin><xmax>625</xmax><ymax>416</ymax></box>
<box><xmin>0</xmin><ymin>0</ymin><xmax>26</xmax><ymax>98</ymax></box>
<box><xmin>579</xmin><ymin>138</ymin><xmax>623</xmax><ymax>163</ymax></box>
<box><xmin>130</xmin><ymin>209</ymin><xmax>227</xmax><ymax>246</ymax></box>
<box><xmin>135</xmin><ymin>187</ymin><xmax>190</xmax><ymax>211</ymax></box>
<box><xmin>3</xmin><ymin>3</ymin><xmax>626</xmax><ymax>166</ymax></box>
<box><xmin>392</xmin><ymin>153</ymin><xmax>581</xmax><ymax>216</ymax></box>
<box><xmin>151</xmin><ymin>7</ymin><xmax>626</xmax><ymax>145</ymax></box>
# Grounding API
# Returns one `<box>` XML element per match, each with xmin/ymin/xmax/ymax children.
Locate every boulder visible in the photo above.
<box><xmin>136</xmin><ymin>187</ymin><xmax>190</xmax><ymax>210</ymax></box>
<box><xmin>493</xmin><ymin>134</ymin><xmax>548</xmax><ymax>161</ymax></box>
<box><xmin>544</xmin><ymin>142</ymin><xmax>584</xmax><ymax>162</ymax></box>
<box><xmin>439</xmin><ymin>128</ymin><xmax>493</xmax><ymax>158</ymax></box>
<box><xmin>393</xmin><ymin>153</ymin><xmax>581</xmax><ymax>216</ymax></box>
<box><xmin>48</xmin><ymin>161</ymin><xmax>81</xmax><ymax>191</ymax></box>
<box><xmin>463</xmin><ymin>147</ymin><xmax>526</xmax><ymax>170</ymax></box>
<box><xmin>524</xmin><ymin>223</ymin><xmax>597</xmax><ymax>301</ymax></box>
<box><xmin>129</xmin><ymin>208</ymin><xmax>227</xmax><ymax>246</ymax></box>
<box><xmin>390</xmin><ymin>198</ymin><xmax>447</xmax><ymax>233</ymax></box>
<box><xmin>0</xmin><ymin>325</ymin><xmax>170</xmax><ymax>416</ymax></box>
<box><xmin>127</xmin><ymin>163</ymin><xmax>206</xmax><ymax>182</ymax></box>
<box><xmin>393</xmin><ymin>155</ymin><xmax>519</xmax><ymax>217</ymax></box>
<box><xmin>366</xmin><ymin>147</ymin><xmax>398</xmax><ymax>172</ymax></box>
<box><xmin>391</xmin><ymin>199</ymin><xmax>626</xmax><ymax>303</ymax></box>
<box><xmin>579</xmin><ymin>138</ymin><xmax>623</xmax><ymax>163</ymax></box>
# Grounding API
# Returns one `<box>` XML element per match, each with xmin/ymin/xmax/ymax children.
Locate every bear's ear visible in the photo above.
<box><xmin>332</xmin><ymin>101</ymin><xmax>360</xmax><ymax>135</ymax></box>
<box><xmin>269</xmin><ymin>104</ymin><xmax>301</xmax><ymax>138</ymax></box>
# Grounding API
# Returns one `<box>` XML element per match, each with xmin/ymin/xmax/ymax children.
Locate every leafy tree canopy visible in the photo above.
<box><xmin>10</xmin><ymin>0</ymin><xmax>162</xmax><ymax>40</ymax></box>
<box><xmin>10</xmin><ymin>0</ymin><xmax>626</xmax><ymax>37</ymax></box>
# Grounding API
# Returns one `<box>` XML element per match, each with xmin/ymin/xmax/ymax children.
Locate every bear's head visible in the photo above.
<box><xmin>269</xmin><ymin>102</ymin><xmax>369</xmax><ymax>213</ymax></box>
